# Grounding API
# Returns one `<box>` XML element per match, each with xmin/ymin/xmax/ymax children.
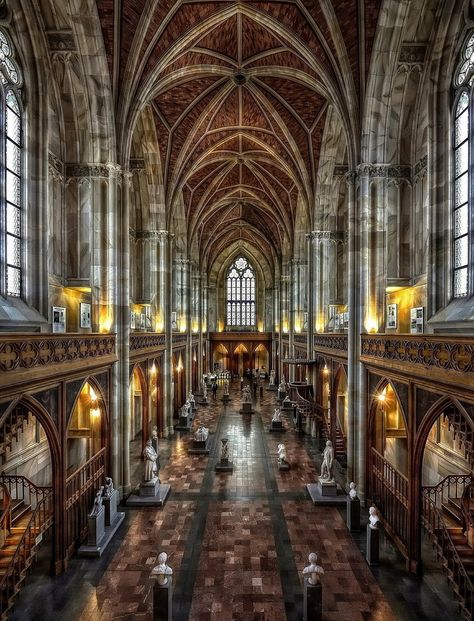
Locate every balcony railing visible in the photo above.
<box><xmin>0</xmin><ymin>334</ymin><xmax>116</xmax><ymax>385</ymax></box>
<box><xmin>130</xmin><ymin>333</ymin><xmax>165</xmax><ymax>353</ymax></box>
<box><xmin>313</xmin><ymin>334</ymin><xmax>348</xmax><ymax>358</ymax></box>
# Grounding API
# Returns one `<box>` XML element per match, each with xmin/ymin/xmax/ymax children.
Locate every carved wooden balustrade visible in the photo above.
<box><xmin>0</xmin><ymin>333</ymin><xmax>116</xmax><ymax>389</ymax></box>
<box><xmin>65</xmin><ymin>448</ymin><xmax>106</xmax><ymax>554</ymax></box>
<box><xmin>361</xmin><ymin>334</ymin><xmax>474</xmax><ymax>388</ymax></box>
<box><xmin>129</xmin><ymin>333</ymin><xmax>166</xmax><ymax>359</ymax></box>
<box><xmin>0</xmin><ymin>475</ymin><xmax>53</xmax><ymax>620</ymax></box>
<box><xmin>370</xmin><ymin>448</ymin><xmax>408</xmax><ymax>554</ymax></box>
<box><xmin>422</xmin><ymin>475</ymin><xmax>474</xmax><ymax>620</ymax></box>
<box><xmin>313</xmin><ymin>334</ymin><xmax>348</xmax><ymax>359</ymax></box>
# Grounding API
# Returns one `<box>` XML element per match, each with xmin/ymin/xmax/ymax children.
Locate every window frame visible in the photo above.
<box><xmin>225</xmin><ymin>256</ymin><xmax>256</xmax><ymax>329</ymax></box>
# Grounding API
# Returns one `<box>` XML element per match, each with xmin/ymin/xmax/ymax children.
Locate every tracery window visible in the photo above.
<box><xmin>0</xmin><ymin>29</ymin><xmax>23</xmax><ymax>297</ymax></box>
<box><xmin>226</xmin><ymin>257</ymin><xmax>256</xmax><ymax>327</ymax></box>
<box><xmin>452</xmin><ymin>34</ymin><xmax>474</xmax><ymax>298</ymax></box>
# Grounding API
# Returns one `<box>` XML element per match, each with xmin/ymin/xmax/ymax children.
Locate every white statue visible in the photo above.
<box><xmin>272</xmin><ymin>408</ymin><xmax>281</xmax><ymax>422</ymax></box>
<box><xmin>152</xmin><ymin>551</ymin><xmax>173</xmax><ymax>586</ymax></box>
<box><xmin>90</xmin><ymin>486</ymin><xmax>104</xmax><ymax>516</ymax></box>
<box><xmin>152</xmin><ymin>425</ymin><xmax>158</xmax><ymax>440</ymax></box>
<box><xmin>188</xmin><ymin>391</ymin><xmax>195</xmax><ymax>406</ymax></box>
<box><xmin>181</xmin><ymin>400</ymin><xmax>191</xmax><ymax>418</ymax></box>
<box><xmin>302</xmin><ymin>552</ymin><xmax>324</xmax><ymax>585</ymax></box>
<box><xmin>103</xmin><ymin>477</ymin><xmax>114</xmax><ymax>497</ymax></box>
<box><xmin>223</xmin><ymin>379</ymin><xmax>230</xmax><ymax>396</ymax></box>
<box><xmin>220</xmin><ymin>438</ymin><xmax>229</xmax><ymax>461</ymax></box>
<box><xmin>349</xmin><ymin>482</ymin><xmax>358</xmax><ymax>500</ymax></box>
<box><xmin>319</xmin><ymin>440</ymin><xmax>334</xmax><ymax>482</ymax></box>
<box><xmin>194</xmin><ymin>426</ymin><xmax>209</xmax><ymax>442</ymax></box>
<box><xmin>143</xmin><ymin>439</ymin><xmax>158</xmax><ymax>481</ymax></box>
<box><xmin>201</xmin><ymin>377</ymin><xmax>207</xmax><ymax>399</ymax></box>
<box><xmin>242</xmin><ymin>385</ymin><xmax>252</xmax><ymax>403</ymax></box>
<box><xmin>278</xmin><ymin>378</ymin><xmax>287</xmax><ymax>392</ymax></box>
<box><xmin>277</xmin><ymin>443</ymin><xmax>287</xmax><ymax>464</ymax></box>
<box><xmin>269</xmin><ymin>370</ymin><xmax>276</xmax><ymax>386</ymax></box>
<box><xmin>369</xmin><ymin>505</ymin><xmax>380</xmax><ymax>529</ymax></box>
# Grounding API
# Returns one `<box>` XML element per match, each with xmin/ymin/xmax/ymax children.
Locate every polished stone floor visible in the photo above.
<box><xmin>10</xmin><ymin>382</ymin><xmax>461</xmax><ymax>621</ymax></box>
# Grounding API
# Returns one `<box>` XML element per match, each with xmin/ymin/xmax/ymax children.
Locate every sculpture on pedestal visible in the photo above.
<box><xmin>319</xmin><ymin>440</ymin><xmax>334</xmax><ymax>482</ymax></box>
<box><xmin>188</xmin><ymin>391</ymin><xmax>195</xmax><ymax>406</ymax></box>
<box><xmin>90</xmin><ymin>486</ymin><xmax>104</xmax><ymax>516</ymax></box>
<box><xmin>103</xmin><ymin>477</ymin><xmax>114</xmax><ymax>497</ymax></box>
<box><xmin>152</xmin><ymin>426</ymin><xmax>158</xmax><ymax>441</ymax></box>
<box><xmin>194</xmin><ymin>426</ymin><xmax>209</xmax><ymax>442</ymax></box>
<box><xmin>269</xmin><ymin>370</ymin><xmax>276</xmax><ymax>386</ymax></box>
<box><xmin>302</xmin><ymin>552</ymin><xmax>324</xmax><ymax>585</ymax></box>
<box><xmin>278</xmin><ymin>377</ymin><xmax>287</xmax><ymax>392</ymax></box>
<box><xmin>277</xmin><ymin>443</ymin><xmax>287</xmax><ymax>465</ymax></box>
<box><xmin>201</xmin><ymin>377</ymin><xmax>207</xmax><ymax>400</ymax></box>
<box><xmin>349</xmin><ymin>482</ymin><xmax>357</xmax><ymax>499</ymax></box>
<box><xmin>368</xmin><ymin>505</ymin><xmax>380</xmax><ymax>529</ymax></box>
<box><xmin>223</xmin><ymin>379</ymin><xmax>230</xmax><ymax>396</ymax></box>
<box><xmin>152</xmin><ymin>551</ymin><xmax>173</xmax><ymax>586</ymax></box>
<box><xmin>143</xmin><ymin>439</ymin><xmax>159</xmax><ymax>481</ymax></box>
<box><xmin>242</xmin><ymin>385</ymin><xmax>252</xmax><ymax>403</ymax></box>
<box><xmin>272</xmin><ymin>408</ymin><xmax>281</xmax><ymax>422</ymax></box>
<box><xmin>220</xmin><ymin>438</ymin><xmax>229</xmax><ymax>461</ymax></box>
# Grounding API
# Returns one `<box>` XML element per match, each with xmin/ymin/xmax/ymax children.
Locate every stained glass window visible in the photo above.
<box><xmin>0</xmin><ymin>30</ymin><xmax>22</xmax><ymax>297</ymax></box>
<box><xmin>226</xmin><ymin>257</ymin><xmax>256</xmax><ymax>327</ymax></box>
<box><xmin>453</xmin><ymin>36</ymin><xmax>474</xmax><ymax>298</ymax></box>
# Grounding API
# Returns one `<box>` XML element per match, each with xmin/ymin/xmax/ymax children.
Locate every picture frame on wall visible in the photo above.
<box><xmin>410</xmin><ymin>307</ymin><xmax>424</xmax><ymax>334</ymax></box>
<box><xmin>386</xmin><ymin>303</ymin><xmax>398</xmax><ymax>329</ymax></box>
<box><xmin>171</xmin><ymin>311</ymin><xmax>177</xmax><ymax>331</ymax></box>
<box><xmin>52</xmin><ymin>306</ymin><xmax>66</xmax><ymax>333</ymax></box>
<box><xmin>80</xmin><ymin>302</ymin><xmax>91</xmax><ymax>329</ymax></box>
<box><xmin>130</xmin><ymin>311</ymin><xmax>136</xmax><ymax>329</ymax></box>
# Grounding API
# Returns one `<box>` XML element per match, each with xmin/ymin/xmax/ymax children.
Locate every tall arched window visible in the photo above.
<box><xmin>452</xmin><ymin>34</ymin><xmax>474</xmax><ymax>298</ymax></box>
<box><xmin>226</xmin><ymin>257</ymin><xmax>256</xmax><ymax>328</ymax></box>
<box><xmin>0</xmin><ymin>29</ymin><xmax>23</xmax><ymax>298</ymax></box>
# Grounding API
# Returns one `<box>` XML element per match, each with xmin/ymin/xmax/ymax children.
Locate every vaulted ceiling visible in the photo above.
<box><xmin>97</xmin><ymin>1</ymin><xmax>382</xmax><ymax>270</ymax></box>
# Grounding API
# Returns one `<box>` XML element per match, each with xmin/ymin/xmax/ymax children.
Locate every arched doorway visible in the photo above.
<box><xmin>66</xmin><ymin>381</ymin><xmax>107</xmax><ymax>553</ymax></box>
<box><xmin>368</xmin><ymin>381</ymin><xmax>408</xmax><ymax>551</ymax></box>
<box><xmin>149</xmin><ymin>359</ymin><xmax>164</xmax><ymax>437</ymax></box>
<box><xmin>233</xmin><ymin>343</ymin><xmax>249</xmax><ymax>377</ymax></box>
<box><xmin>129</xmin><ymin>367</ymin><xmax>147</xmax><ymax>485</ymax></box>
<box><xmin>331</xmin><ymin>367</ymin><xmax>348</xmax><ymax>461</ymax></box>
<box><xmin>253</xmin><ymin>344</ymin><xmax>269</xmax><ymax>376</ymax></box>
<box><xmin>213</xmin><ymin>344</ymin><xmax>229</xmax><ymax>372</ymax></box>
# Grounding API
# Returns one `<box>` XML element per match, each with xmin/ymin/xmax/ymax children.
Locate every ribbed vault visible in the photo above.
<box><xmin>97</xmin><ymin>0</ymin><xmax>382</xmax><ymax>271</ymax></box>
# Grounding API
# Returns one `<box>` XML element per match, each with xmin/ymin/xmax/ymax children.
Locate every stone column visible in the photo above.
<box><xmin>272</xmin><ymin>283</ymin><xmax>280</xmax><ymax>373</ymax></box>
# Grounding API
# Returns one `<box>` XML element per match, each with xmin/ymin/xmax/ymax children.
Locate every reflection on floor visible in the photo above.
<box><xmin>10</xmin><ymin>382</ymin><xmax>460</xmax><ymax>621</ymax></box>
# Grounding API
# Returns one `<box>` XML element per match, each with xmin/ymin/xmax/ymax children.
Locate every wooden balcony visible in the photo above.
<box><xmin>0</xmin><ymin>333</ymin><xmax>116</xmax><ymax>390</ymax></box>
<box><xmin>361</xmin><ymin>334</ymin><xmax>474</xmax><ymax>391</ymax></box>
<box><xmin>313</xmin><ymin>333</ymin><xmax>348</xmax><ymax>360</ymax></box>
<box><xmin>130</xmin><ymin>333</ymin><xmax>165</xmax><ymax>358</ymax></box>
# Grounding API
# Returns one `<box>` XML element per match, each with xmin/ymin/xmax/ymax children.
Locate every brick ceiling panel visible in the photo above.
<box><xmin>155</xmin><ymin>77</ymin><xmax>224</xmax><ymax>128</ymax></box>
<box><xmin>241</xmin><ymin>88</ymin><xmax>274</xmax><ymax>131</ymax></box>
<box><xmin>161</xmin><ymin>52</ymin><xmax>233</xmax><ymax>78</ymax></box>
<box><xmin>206</xmin><ymin>88</ymin><xmax>241</xmax><ymax>131</ymax></box>
<box><xmin>240</xmin><ymin>14</ymin><xmax>283</xmax><ymax>61</ymax></box>
<box><xmin>194</xmin><ymin>15</ymin><xmax>239</xmax><ymax>60</ymax></box>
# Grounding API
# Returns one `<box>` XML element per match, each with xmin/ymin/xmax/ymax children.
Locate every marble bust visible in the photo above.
<box><xmin>277</xmin><ymin>443</ymin><xmax>287</xmax><ymax>464</ymax></box>
<box><xmin>143</xmin><ymin>439</ymin><xmax>158</xmax><ymax>481</ymax></box>
<box><xmin>103</xmin><ymin>477</ymin><xmax>114</xmax><ymax>497</ymax></box>
<box><xmin>90</xmin><ymin>486</ymin><xmax>104</xmax><ymax>516</ymax></box>
<box><xmin>368</xmin><ymin>505</ymin><xmax>380</xmax><ymax>529</ymax></box>
<box><xmin>302</xmin><ymin>552</ymin><xmax>324</xmax><ymax>585</ymax></box>
<box><xmin>152</xmin><ymin>425</ymin><xmax>158</xmax><ymax>441</ymax></box>
<box><xmin>194</xmin><ymin>426</ymin><xmax>209</xmax><ymax>442</ymax></box>
<box><xmin>152</xmin><ymin>551</ymin><xmax>173</xmax><ymax>586</ymax></box>
<box><xmin>272</xmin><ymin>408</ymin><xmax>281</xmax><ymax>422</ymax></box>
<box><xmin>349</xmin><ymin>482</ymin><xmax>357</xmax><ymax>499</ymax></box>
<box><xmin>319</xmin><ymin>440</ymin><xmax>334</xmax><ymax>482</ymax></box>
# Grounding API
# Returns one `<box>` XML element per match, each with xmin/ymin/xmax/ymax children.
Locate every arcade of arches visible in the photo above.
<box><xmin>0</xmin><ymin>0</ymin><xmax>474</xmax><ymax>619</ymax></box>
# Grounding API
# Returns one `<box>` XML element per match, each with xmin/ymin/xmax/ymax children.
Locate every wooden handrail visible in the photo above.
<box><xmin>0</xmin><ymin>484</ymin><xmax>11</xmax><ymax>539</ymax></box>
<box><xmin>65</xmin><ymin>447</ymin><xmax>106</xmax><ymax>484</ymax></box>
<box><xmin>0</xmin><ymin>487</ymin><xmax>53</xmax><ymax>616</ymax></box>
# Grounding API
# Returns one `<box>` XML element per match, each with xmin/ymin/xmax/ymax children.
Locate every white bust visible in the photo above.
<box><xmin>368</xmin><ymin>505</ymin><xmax>380</xmax><ymax>529</ymax></box>
<box><xmin>302</xmin><ymin>552</ymin><xmax>324</xmax><ymax>585</ymax></box>
<box><xmin>152</xmin><ymin>551</ymin><xmax>173</xmax><ymax>586</ymax></box>
<box><xmin>349</xmin><ymin>482</ymin><xmax>357</xmax><ymax>500</ymax></box>
<box><xmin>277</xmin><ymin>443</ymin><xmax>287</xmax><ymax>464</ymax></box>
<box><xmin>152</xmin><ymin>425</ymin><xmax>158</xmax><ymax>440</ymax></box>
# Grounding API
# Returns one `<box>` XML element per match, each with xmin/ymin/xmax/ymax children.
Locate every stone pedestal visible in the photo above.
<box><xmin>366</xmin><ymin>524</ymin><xmax>379</xmax><ymax>565</ymax></box>
<box><xmin>282</xmin><ymin>401</ymin><xmax>294</xmax><ymax>411</ymax></box>
<box><xmin>175</xmin><ymin>415</ymin><xmax>191</xmax><ymax>431</ymax></box>
<box><xmin>347</xmin><ymin>497</ymin><xmax>360</xmax><ymax>532</ymax></box>
<box><xmin>103</xmin><ymin>489</ymin><xmax>119</xmax><ymax>526</ymax></box>
<box><xmin>277</xmin><ymin>390</ymin><xmax>286</xmax><ymax>401</ymax></box>
<box><xmin>319</xmin><ymin>480</ymin><xmax>337</xmax><ymax>497</ymax></box>
<box><xmin>269</xmin><ymin>420</ymin><xmax>285</xmax><ymax>433</ymax></box>
<box><xmin>239</xmin><ymin>402</ymin><xmax>254</xmax><ymax>414</ymax></box>
<box><xmin>306</xmin><ymin>482</ymin><xmax>346</xmax><ymax>506</ymax></box>
<box><xmin>188</xmin><ymin>439</ymin><xmax>210</xmax><ymax>455</ymax></box>
<box><xmin>303</xmin><ymin>578</ymin><xmax>322</xmax><ymax>621</ymax></box>
<box><xmin>278</xmin><ymin>461</ymin><xmax>290</xmax><ymax>471</ymax></box>
<box><xmin>87</xmin><ymin>507</ymin><xmax>105</xmax><ymax>546</ymax></box>
<box><xmin>215</xmin><ymin>459</ymin><xmax>233</xmax><ymax>472</ymax></box>
<box><xmin>126</xmin><ymin>478</ymin><xmax>171</xmax><ymax>507</ymax></box>
<box><xmin>152</xmin><ymin>576</ymin><xmax>173</xmax><ymax>621</ymax></box>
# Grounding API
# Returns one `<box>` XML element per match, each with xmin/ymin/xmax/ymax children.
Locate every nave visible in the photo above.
<box><xmin>9</xmin><ymin>382</ymin><xmax>458</xmax><ymax>621</ymax></box>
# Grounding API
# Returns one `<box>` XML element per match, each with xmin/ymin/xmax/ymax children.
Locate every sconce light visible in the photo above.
<box><xmin>323</xmin><ymin>364</ymin><xmax>329</xmax><ymax>375</ymax></box>
<box><xmin>377</xmin><ymin>391</ymin><xmax>386</xmax><ymax>403</ymax></box>
<box><xmin>150</xmin><ymin>362</ymin><xmax>157</xmax><ymax>375</ymax></box>
<box><xmin>89</xmin><ymin>387</ymin><xmax>100</xmax><ymax>418</ymax></box>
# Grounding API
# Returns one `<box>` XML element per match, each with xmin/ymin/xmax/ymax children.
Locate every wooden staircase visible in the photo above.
<box><xmin>0</xmin><ymin>407</ymin><xmax>31</xmax><ymax>466</ymax></box>
<box><xmin>0</xmin><ymin>476</ymin><xmax>52</xmax><ymax>620</ymax></box>
<box><xmin>422</xmin><ymin>475</ymin><xmax>474</xmax><ymax>620</ymax></box>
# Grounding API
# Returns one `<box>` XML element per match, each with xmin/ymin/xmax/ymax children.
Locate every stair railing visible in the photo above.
<box><xmin>0</xmin><ymin>484</ymin><xmax>11</xmax><ymax>547</ymax></box>
<box><xmin>422</xmin><ymin>474</ymin><xmax>472</xmax><ymax>511</ymax></box>
<box><xmin>422</xmin><ymin>486</ymin><xmax>473</xmax><ymax>619</ymax></box>
<box><xmin>0</xmin><ymin>486</ymin><xmax>53</xmax><ymax>617</ymax></box>
<box><xmin>461</xmin><ymin>482</ymin><xmax>474</xmax><ymax>537</ymax></box>
<box><xmin>0</xmin><ymin>474</ymin><xmax>51</xmax><ymax>511</ymax></box>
